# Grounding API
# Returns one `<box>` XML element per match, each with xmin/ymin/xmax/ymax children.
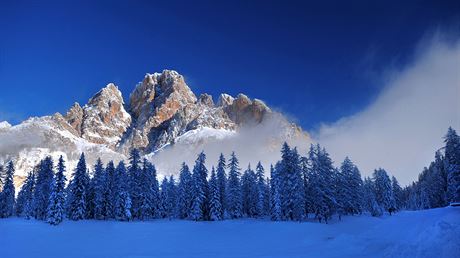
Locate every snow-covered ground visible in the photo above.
<box><xmin>0</xmin><ymin>207</ymin><xmax>458</xmax><ymax>258</ymax></box>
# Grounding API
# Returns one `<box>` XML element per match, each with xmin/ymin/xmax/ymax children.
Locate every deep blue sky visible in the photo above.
<box><xmin>0</xmin><ymin>0</ymin><xmax>458</xmax><ymax>129</ymax></box>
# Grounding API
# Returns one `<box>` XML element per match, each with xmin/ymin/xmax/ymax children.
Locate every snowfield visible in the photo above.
<box><xmin>0</xmin><ymin>207</ymin><xmax>458</xmax><ymax>258</ymax></box>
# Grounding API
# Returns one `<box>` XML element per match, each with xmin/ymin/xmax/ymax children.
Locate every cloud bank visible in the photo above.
<box><xmin>148</xmin><ymin>113</ymin><xmax>311</xmax><ymax>179</ymax></box>
<box><xmin>314</xmin><ymin>33</ymin><xmax>460</xmax><ymax>186</ymax></box>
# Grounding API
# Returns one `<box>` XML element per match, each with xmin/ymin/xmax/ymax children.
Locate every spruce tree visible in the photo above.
<box><xmin>255</xmin><ymin>162</ymin><xmax>266</xmax><ymax>217</ymax></box>
<box><xmin>190</xmin><ymin>152</ymin><xmax>209</xmax><ymax>221</ymax></box>
<box><xmin>444</xmin><ymin>127</ymin><xmax>460</xmax><ymax>203</ymax></box>
<box><xmin>242</xmin><ymin>165</ymin><xmax>257</xmax><ymax>217</ymax></box>
<box><xmin>363</xmin><ymin>177</ymin><xmax>383</xmax><ymax>216</ymax></box>
<box><xmin>270</xmin><ymin>164</ymin><xmax>282</xmax><ymax>221</ymax></box>
<box><xmin>67</xmin><ymin>153</ymin><xmax>90</xmax><ymax>221</ymax></box>
<box><xmin>209</xmin><ymin>167</ymin><xmax>223</xmax><ymax>221</ymax></box>
<box><xmin>105</xmin><ymin>161</ymin><xmax>116</xmax><ymax>219</ymax></box>
<box><xmin>373</xmin><ymin>168</ymin><xmax>395</xmax><ymax>213</ymax></box>
<box><xmin>47</xmin><ymin>156</ymin><xmax>67</xmax><ymax>225</ymax></box>
<box><xmin>16</xmin><ymin>171</ymin><xmax>35</xmax><ymax>218</ymax></box>
<box><xmin>128</xmin><ymin>148</ymin><xmax>142</xmax><ymax>219</ymax></box>
<box><xmin>32</xmin><ymin>157</ymin><xmax>54</xmax><ymax>220</ymax></box>
<box><xmin>216</xmin><ymin>153</ymin><xmax>227</xmax><ymax>217</ymax></box>
<box><xmin>159</xmin><ymin>177</ymin><xmax>169</xmax><ymax>218</ymax></box>
<box><xmin>114</xmin><ymin>161</ymin><xmax>132</xmax><ymax>221</ymax></box>
<box><xmin>92</xmin><ymin>158</ymin><xmax>107</xmax><ymax>220</ymax></box>
<box><xmin>0</xmin><ymin>161</ymin><xmax>15</xmax><ymax>218</ymax></box>
<box><xmin>176</xmin><ymin>163</ymin><xmax>193</xmax><ymax>219</ymax></box>
<box><xmin>226</xmin><ymin>152</ymin><xmax>242</xmax><ymax>219</ymax></box>
<box><xmin>391</xmin><ymin>176</ymin><xmax>403</xmax><ymax>210</ymax></box>
<box><xmin>309</xmin><ymin>145</ymin><xmax>337</xmax><ymax>223</ymax></box>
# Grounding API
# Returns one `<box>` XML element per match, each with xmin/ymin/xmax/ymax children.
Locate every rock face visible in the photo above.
<box><xmin>64</xmin><ymin>83</ymin><xmax>131</xmax><ymax>148</ymax></box>
<box><xmin>0</xmin><ymin>69</ymin><xmax>308</xmax><ymax>179</ymax></box>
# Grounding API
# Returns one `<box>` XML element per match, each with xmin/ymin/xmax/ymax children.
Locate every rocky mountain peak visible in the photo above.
<box><xmin>217</xmin><ymin>93</ymin><xmax>234</xmax><ymax>107</ymax></box>
<box><xmin>198</xmin><ymin>93</ymin><xmax>214</xmax><ymax>107</ymax></box>
<box><xmin>65</xmin><ymin>102</ymin><xmax>84</xmax><ymax>135</ymax></box>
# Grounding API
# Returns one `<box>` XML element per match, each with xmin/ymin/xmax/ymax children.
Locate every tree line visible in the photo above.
<box><xmin>0</xmin><ymin>127</ymin><xmax>459</xmax><ymax>225</ymax></box>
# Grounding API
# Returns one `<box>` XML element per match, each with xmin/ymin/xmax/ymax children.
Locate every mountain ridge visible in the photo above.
<box><xmin>0</xmin><ymin>69</ymin><xmax>309</xmax><ymax>184</ymax></box>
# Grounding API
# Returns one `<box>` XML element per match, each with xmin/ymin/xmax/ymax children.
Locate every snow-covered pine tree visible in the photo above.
<box><xmin>339</xmin><ymin>157</ymin><xmax>363</xmax><ymax>215</ymax></box>
<box><xmin>16</xmin><ymin>171</ymin><xmax>35</xmax><ymax>217</ymax></box>
<box><xmin>139</xmin><ymin>159</ymin><xmax>152</xmax><ymax>219</ymax></box>
<box><xmin>114</xmin><ymin>161</ymin><xmax>132</xmax><ymax>221</ymax></box>
<box><xmin>92</xmin><ymin>158</ymin><xmax>107</xmax><ymax>220</ymax></box>
<box><xmin>334</xmin><ymin>166</ymin><xmax>347</xmax><ymax>219</ymax></box>
<box><xmin>350</xmin><ymin>165</ymin><xmax>364</xmax><ymax>214</ymax></box>
<box><xmin>242</xmin><ymin>164</ymin><xmax>257</xmax><ymax>217</ymax></box>
<box><xmin>391</xmin><ymin>176</ymin><xmax>403</xmax><ymax>210</ymax></box>
<box><xmin>105</xmin><ymin>161</ymin><xmax>116</xmax><ymax>219</ymax></box>
<box><xmin>32</xmin><ymin>157</ymin><xmax>54</xmax><ymax>220</ymax></box>
<box><xmin>176</xmin><ymin>163</ymin><xmax>193</xmax><ymax>219</ymax></box>
<box><xmin>67</xmin><ymin>153</ymin><xmax>90</xmax><ymax>221</ymax></box>
<box><xmin>270</xmin><ymin>164</ymin><xmax>282</xmax><ymax>221</ymax></box>
<box><xmin>128</xmin><ymin>148</ymin><xmax>142</xmax><ymax>219</ymax></box>
<box><xmin>216</xmin><ymin>153</ymin><xmax>227</xmax><ymax>217</ymax></box>
<box><xmin>0</xmin><ymin>161</ymin><xmax>15</xmax><ymax>218</ymax></box>
<box><xmin>373</xmin><ymin>168</ymin><xmax>395</xmax><ymax>213</ymax></box>
<box><xmin>209</xmin><ymin>167</ymin><xmax>223</xmax><ymax>221</ymax></box>
<box><xmin>159</xmin><ymin>177</ymin><xmax>169</xmax><ymax>218</ymax></box>
<box><xmin>167</xmin><ymin>175</ymin><xmax>177</xmax><ymax>218</ymax></box>
<box><xmin>309</xmin><ymin>145</ymin><xmax>337</xmax><ymax>223</ymax></box>
<box><xmin>264</xmin><ymin>176</ymin><xmax>271</xmax><ymax>216</ymax></box>
<box><xmin>190</xmin><ymin>152</ymin><xmax>209</xmax><ymax>221</ymax></box>
<box><xmin>363</xmin><ymin>177</ymin><xmax>383</xmax><ymax>216</ymax></box>
<box><xmin>444</xmin><ymin>127</ymin><xmax>460</xmax><ymax>203</ymax></box>
<box><xmin>226</xmin><ymin>152</ymin><xmax>242</xmax><ymax>219</ymax></box>
<box><xmin>147</xmin><ymin>161</ymin><xmax>161</xmax><ymax>219</ymax></box>
<box><xmin>255</xmin><ymin>162</ymin><xmax>266</xmax><ymax>217</ymax></box>
<box><xmin>300</xmin><ymin>154</ymin><xmax>313</xmax><ymax>216</ymax></box>
<box><xmin>46</xmin><ymin>156</ymin><xmax>67</xmax><ymax>225</ymax></box>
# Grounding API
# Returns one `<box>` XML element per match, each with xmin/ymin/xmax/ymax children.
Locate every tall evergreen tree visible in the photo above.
<box><xmin>216</xmin><ymin>153</ymin><xmax>227</xmax><ymax>217</ymax></box>
<box><xmin>67</xmin><ymin>153</ymin><xmax>90</xmax><ymax>221</ymax></box>
<box><xmin>105</xmin><ymin>161</ymin><xmax>116</xmax><ymax>219</ymax></box>
<box><xmin>226</xmin><ymin>152</ymin><xmax>242</xmax><ymax>219</ymax></box>
<box><xmin>373</xmin><ymin>168</ymin><xmax>395</xmax><ymax>213</ymax></box>
<box><xmin>32</xmin><ymin>157</ymin><xmax>54</xmax><ymax>220</ymax></box>
<box><xmin>16</xmin><ymin>171</ymin><xmax>35</xmax><ymax>218</ymax></box>
<box><xmin>159</xmin><ymin>177</ymin><xmax>169</xmax><ymax>218</ymax></box>
<box><xmin>190</xmin><ymin>152</ymin><xmax>209</xmax><ymax>221</ymax></box>
<box><xmin>113</xmin><ymin>161</ymin><xmax>132</xmax><ymax>221</ymax></box>
<box><xmin>128</xmin><ymin>148</ymin><xmax>143</xmax><ymax>219</ymax></box>
<box><xmin>92</xmin><ymin>158</ymin><xmax>107</xmax><ymax>220</ymax></box>
<box><xmin>0</xmin><ymin>161</ymin><xmax>15</xmax><ymax>218</ymax></box>
<box><xmin>363</xmin><ymin>177</ymin><xmax>383</xmax><ymax>216</ymax></box>
<box><xmin>391</xmin><ymin>176</ymin><xmax>403</xmax><ymax>210</ymax></box>
<box><xmin>242</xmin><ymin>165</ymin><xmax>257</xmax><ymax>217</ymax></box>
<box><xmin>141</xmin><ymin>159</ymin><xmax>160</xmax><ymax>219</ymax></box>
<box><xmin>309</xmin><ymin>145</ymin><xmax>337</xmax><ymax>223</ymax></box>
<box><xmin>209</xmin><ymin>167</ymin><xmax>223</xmax><ymax>221</ymax></box>
<box><xmin>47</xmin><ymin>156</ymin><xmax>67</xmax><ymax>225</ymax></box>
<box><xmin>444</xmin><ymin>127</ymin><xmax>460</xmax><ymax>203</ymax></box>
<box><xmin>176</xmin><ymin>163</ymin><xmax>193</xmax><ymax>219</ymax></box>
<box><xmin>255</xmin><ymin>162</ymin><xmax>267</xmax><ymax>217</ymax></box>
<box><xmin>338</xmin><ymin>157</ymin><xmax>363</xmax><ymax>215</ymax></box>
<box><xmin>270</xmin><ymin>164</ymin><xmax>282</xmax><ymax>221</ymax></box>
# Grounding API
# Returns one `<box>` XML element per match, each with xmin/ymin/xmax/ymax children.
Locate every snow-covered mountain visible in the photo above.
<box><xmin>0</xmin><ymin>70</ymin><xmax>309</xmax><ymax>183</ymax></box>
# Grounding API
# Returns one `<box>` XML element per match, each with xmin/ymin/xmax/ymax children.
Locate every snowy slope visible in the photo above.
<box><xmin>0</xmin><ymin>207</ymin><xmax>458</xmax><ymax>258</ymax></box>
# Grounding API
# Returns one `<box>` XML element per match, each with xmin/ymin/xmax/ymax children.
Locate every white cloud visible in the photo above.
<box><xmin>314</xmin><ymin>34</ymin><xmax>460</xmax><ymax>186</ymax></box>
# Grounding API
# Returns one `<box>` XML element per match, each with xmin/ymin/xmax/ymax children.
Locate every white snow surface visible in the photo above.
<box><xmin>0</xmin><ymin>207</ymin><xmax>458</xmax><ymax>258</ymax></box>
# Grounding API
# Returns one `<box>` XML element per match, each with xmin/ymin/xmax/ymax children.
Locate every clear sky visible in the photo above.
<box><xmin>0</xmin><ymin>0</ymin><xmax>458</xmax><ymax>129</ymax></box>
